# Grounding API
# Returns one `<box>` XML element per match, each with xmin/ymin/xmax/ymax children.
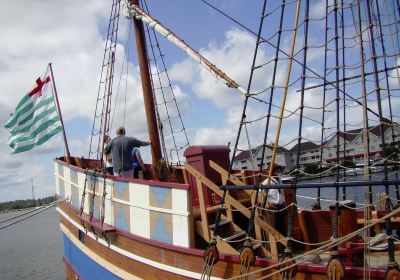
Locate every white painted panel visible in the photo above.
<box><xmin>130</xmin><ymin>183</ymin><xmax>149</xmax><ymax>207</ymax></box>
<box><xmin>172</xmin><ymin>215</ymin><xmax>190</xmax><ymax>247</ymax></box>
<box><xmin>78</xmin><ymin>188</ymin><xmax>82</xmax><ymax>211</ymax></box>
<box><xmin>77</xmin><ymin>172</ymin><xmax>86</xmax><ymax>190</ymax></box>
<box><xmin>104</xmin><ymin>196</ymin><xmax>113</xmax><ymax>225</ymax></box>
<box><xmin>131</xmin><ymin>206</ymin><xmax>150</xmax><ymax>238</ymax></box>
<box><xmin>98</xmin><ymin>179</ymin><xmax>105</xmax><ymax>197</ymax></box>
<box><xmin>107</xmin><ymin>179</ymin><xmax>114</xmax><ymax>226</ymax></box>
<box><xmin>55</xmin><ymin>163</ymin><xmax>60</xmax><ymax>195</ymax></box>
<box><xmin>171</xmin><ymin>189</ymin><xmax>190</xmax><ymax>247</ymax></box>
<box><xmin>83</xmin><ymin>194</ymin><xmax>90</xmax><ymax>214</ymax></box>
<box><xmin>105</xmin><ymin>179</ymin><xmax>114</xmax><ymax>200</ymax></box>
<box><xmin>63</xmin><ymin>166</ymin><xmax>71</xmax><ymax>184</ymax></box>
<box><xmin>64</xmin><ymin>176</ymin><xmax>71</xmax><ymax>200</ymax></box>
<box><xmin>172</xmin><ymin>189</ymin><xmax>189</xmax><ymax>212</ymax></box>
<box><xmin>130</xmin><ymin>182</ymin><xmax>150</xmax><ymax>237</ymax></box>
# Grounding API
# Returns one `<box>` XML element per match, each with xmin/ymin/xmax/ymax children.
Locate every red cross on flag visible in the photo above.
<box><xmin>4</xmin><ymin>66</ymin><xmax>62</xmax><ymax>154</ymax></box>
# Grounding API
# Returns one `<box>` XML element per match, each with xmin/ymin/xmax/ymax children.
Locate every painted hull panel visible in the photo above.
<box><xmin>55</xmin><ymin>158</ymin><xmax>390</xmax><ymax>280</ymax></box>
<box><xmin>63</xmin><ymin>233</ymin><xmax>122</xmax><ymax>280</ymax></box>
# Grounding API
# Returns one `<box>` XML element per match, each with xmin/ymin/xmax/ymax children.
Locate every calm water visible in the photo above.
<box><xmin>0</xmin><ymin>207</ymin><xmax>64</xmax><ymax>280</ymax></box>
<box><xmin>296</xmin><ymin>170</ymin><xmax>400</xmax><ymax>209</ymax></box>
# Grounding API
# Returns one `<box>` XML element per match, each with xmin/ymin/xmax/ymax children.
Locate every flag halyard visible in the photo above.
<box><xmin>5</xmin><ymin>66</ymin><xmax>62</xmax><ymax>154</ymax></box>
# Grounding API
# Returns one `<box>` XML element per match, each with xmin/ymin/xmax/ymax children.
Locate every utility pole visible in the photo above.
<box><xmin>31</xmin><ymin>178</ymin><xmax>35</xmax><ymax>201</ymax></box>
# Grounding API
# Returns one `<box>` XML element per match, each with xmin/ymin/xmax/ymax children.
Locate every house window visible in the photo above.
<box><xmin>242</xmin><ymin>166</ymin><xmax>247</xmax><ymax>170</ymax></box>
<box><xmin>241</xmin><ymin>160</ymin><xmax>246</xmax><ymax>164</ymax></box>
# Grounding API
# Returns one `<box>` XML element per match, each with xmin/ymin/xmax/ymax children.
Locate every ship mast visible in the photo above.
<box><xmin>130</xmin><ymin>0</ymin><xmax>162</xmax><ymax>180</ymax></box>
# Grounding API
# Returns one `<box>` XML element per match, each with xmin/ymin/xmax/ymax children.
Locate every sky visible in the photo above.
<box><xmin>0</xmin><ymin>0</ymin><xmax>398</xmax><ymax>202</ymax></box>
<box><xmin>0</xmin><ymin>0</ymin><xmax>267</xmax><ymax>202</ymax></box>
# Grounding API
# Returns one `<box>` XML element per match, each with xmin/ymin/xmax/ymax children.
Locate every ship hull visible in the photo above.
<box><xmin>57</xmin><ymin>200</ymin><xmax>272</xmax><ymax>279</ymax></box>
<box><xmin>55</xmin><ymin>158</ymin><xmax>389</xmax><ymax>279</ymax></box>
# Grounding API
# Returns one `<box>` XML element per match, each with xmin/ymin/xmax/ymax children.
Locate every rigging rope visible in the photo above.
<box><xmin>228</xmin><ymin>205</ymin><xmax>400</xmax><ymax>280</ymax></box>
<box><xmin>141</xmin><ymin>0</ymin><xmax>190</xmax><ymax>165</ymax></box>
<box><xmin>88</xmin><ymin>0</ymin><xmax>121</xmax><ymax>161</ymax></box>
<box><xmin>120</xmin><ymin>0</ymin><xmax>400</xmax><ymax>276</ymax></box>
<box><xmin>197</xmin><ymin>0</ymin><xmax>392</xmax><ymax>123</ymax></box>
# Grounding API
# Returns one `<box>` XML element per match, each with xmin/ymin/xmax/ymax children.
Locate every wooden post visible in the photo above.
<box><xmin>131</xmin><ymin>0</ymin><xmax>162</xmax><ymax>180</ymax></box>
<box><xmin>49</xmin><ymin>63</ymin><xmax>71</xmax><ymax>164</ymax></box>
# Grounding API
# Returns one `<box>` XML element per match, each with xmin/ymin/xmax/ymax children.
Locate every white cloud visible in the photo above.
<box><xmin>0</xmin><ymin>0</ymin><xmax>111</xmax><ymax>119</ymax></box>
<box><xmin>170</xmin><ymin>28</ymin><xmax>270</xmax><ymax>108</ymax></box>
<box><xmin>192</xmin><ymin>106</ymin><xmax>241</xmax><ymax>146</ymax></box>
<box><xmin>388</xmin><ymin>58</ymin><xmax>400</xmax><ymax>89</ymax></box>
<box><xmin>3</xmin><ymin>0</ymin><xmax>396</xmax><ymax>204</ymax></box>
<box><xmin>169</xmin><ymin>59</ymin><xmax>196</xmax><ymax>84</ymax></box>
<box><xmin>0</xmin><ymin>0</ymin><xmax>115</xmax><ymax>202</ymax></box>
<box><xmin>310</xmin><ymin>0</ymin><xmax>334</xmax><ymax>19</ymax></box>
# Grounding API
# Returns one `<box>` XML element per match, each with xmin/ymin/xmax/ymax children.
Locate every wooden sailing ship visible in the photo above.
<box><xmin>55</xmin><ymin>0</ymin><xmax>400</xmax><ymax>279</ymax></box>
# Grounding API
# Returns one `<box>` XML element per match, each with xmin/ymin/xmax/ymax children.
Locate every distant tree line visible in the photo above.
<box><xmin>0</xmin><ymin>196</ymin><xmax>56</xmax><ymax>212</ymax></box>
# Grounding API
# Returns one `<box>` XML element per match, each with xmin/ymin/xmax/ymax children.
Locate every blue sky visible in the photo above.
<box><xmin>0</xmin><ymin>0</ymin><xmax>398</xmax><ymax>202</ymax></box>
<box><xmin>0</xmin><ymin>0</ymin><xmax>267</xmax><ymax>202</ymax></box>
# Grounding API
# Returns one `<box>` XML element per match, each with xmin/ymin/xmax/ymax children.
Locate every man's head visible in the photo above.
<box><xmin>116</xmin><ymin>126</ymin><xmax>126</xmax><ymax>136</ymax></box>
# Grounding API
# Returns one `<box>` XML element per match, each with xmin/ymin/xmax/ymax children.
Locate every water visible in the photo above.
<box><xmin>296</xmin><ymin>170</ymin><xmax>400</xmax><ymax>209</ymax></box>
<box><xmin>0</xmin><ymin>208</ymin><xmax>64</xmax><ymax>280</ymax></box>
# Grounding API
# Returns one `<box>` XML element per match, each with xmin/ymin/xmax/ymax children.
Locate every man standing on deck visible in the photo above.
<box><xmin>262</xmin><ymin>165</ymin><xmax>286</xmax><ymax>235</ymax></box>
<box><xmin>105</xmin><ymin>126</ymin><xmax>151</xmax><ymax>177</ymax></box>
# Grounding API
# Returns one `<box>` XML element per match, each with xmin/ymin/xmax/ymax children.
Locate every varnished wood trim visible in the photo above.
<box><xmin>57</xmin><ymin>202</ymin><xmax>278</xmax><ymax>279</ymax></box>
<box><xmin>61</xmin><ymin>223</ymin><xmax>142</xmax><ymax>279</ymax></box>
<box><xmin>58</xmin><ymin>207</ymin><xmax>219</xmax><ymax>279</ymax></box>
<box><xmin>55</xmin><ymin>158</ymin><xmax>190</xmax><ymax>190</ymax></box>
<box><xmin>63</xmin><ymin>256</ymin><xmax>83</xmax><ymax>280</ymax></box>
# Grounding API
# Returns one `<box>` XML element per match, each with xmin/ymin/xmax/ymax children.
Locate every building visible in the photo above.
<box><xmin>322</xmin><ymin>123</ymin><xmax>400</xmax><ymax>165</ymax></box>
<box><xmin>289</xmin><ymin>141</ymin><xmax>321</xmax><ymax>169</ymax></box>
<box><xmin>232</xmin><ymin>123</ymin><xmax>399</xmax><ymax>171</ymax></box>
<box><xmin>232</xmin><ymin>144</ymin><xmax>290</xmax><ymax>170</ymax></box>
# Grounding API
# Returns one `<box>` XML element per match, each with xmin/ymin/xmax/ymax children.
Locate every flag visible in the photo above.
<box><xmin>4</xmin><ymin>66</ymin><xmax>62</xmax><ymax>154</ymax></box>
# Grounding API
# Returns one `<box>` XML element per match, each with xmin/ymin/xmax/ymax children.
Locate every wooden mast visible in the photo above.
<box><xmin>130</xmin><ymin>0</ymin><xmax>162</xmax><ymax>180</ymax></box>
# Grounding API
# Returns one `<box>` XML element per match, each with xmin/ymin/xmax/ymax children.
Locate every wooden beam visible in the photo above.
<box><xmin>184</xmin><ymin>164</ymin><xmax>251</xmax><ymax>218</ymax></box>
<box><xmin>255</xmin><ymin>216</ymin><xmax>288</xmax><ymax>246</ymax></box>
<box><xmin>185</xmin><ymin>162</ymin><xmax>289</xmax><ymax>260</ymax></box>
<box><xmin>195</xmin><ymin>175</ymin><xmax>210</xmax><ymax>241</ymax></box>
<box><xmin>209</xmin><ymin>160</ymin><xmax>253</xmax><ymax>196</ymax></box>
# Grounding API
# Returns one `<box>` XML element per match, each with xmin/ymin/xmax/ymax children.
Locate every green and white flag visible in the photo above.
<box><xmin>5</xmin><ymin>67</ymin><xmax>62</xmax><ymax>154</ymax></box>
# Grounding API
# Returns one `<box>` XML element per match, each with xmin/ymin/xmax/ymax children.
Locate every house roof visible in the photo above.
<box><xmin>263</xmin><ymin>144</ymin><xmax>288</xmax><ymax>153</ymax></box>
<box><xmin>289</xmin><ymin>141</ymin><xmax>320</xmax><ymax>152</ymax></box>
<box><xmin>233</xmin><ymin>123</ymin><xmax>396</xmax><ymax>161</ymax></box>
<box><xmin>233</xmin><ymin>144</ymin><xmax>288</xmax><ymax>161</ymax></box>
<box><xmin>233</xmin><ymin>147</ymin><xmax>259</xmax><ymax>161</ymax></box>
<box><xmin>330</xmin><ymin>123</ymin><xmax>393</xmax><ymax>143</ymax></box>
